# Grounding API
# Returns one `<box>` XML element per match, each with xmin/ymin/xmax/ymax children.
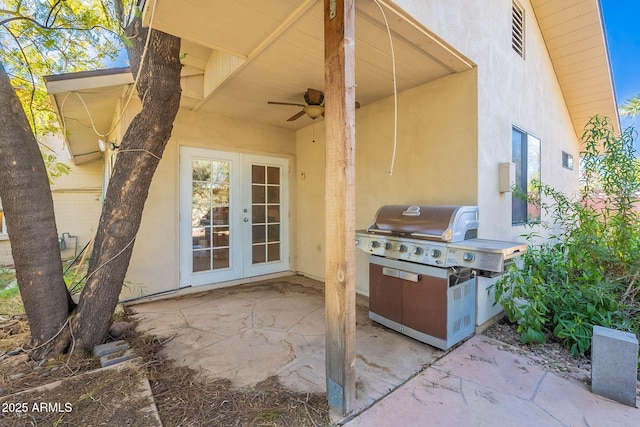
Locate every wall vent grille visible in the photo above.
<box><xmin>512</xmin><ymin>2</ymin><xmax>525</xmax><ymax>57</ymax></box>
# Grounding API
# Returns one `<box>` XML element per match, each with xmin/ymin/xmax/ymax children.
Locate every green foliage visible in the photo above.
<box><xmin>1</xmin><ymin>1</ymin><xmax>128</xmax><ymax>184</ymax></box>
<box><xmin>42</xmin><ymin>152</ymin><xmax>71</xmax><ymax>182</ymax></box>
<box><xmin>620</xmin><ymin>94</ymin><xmax>640</xmax><ymax>119</ymax></box>
<box><xmin>494</xmin><ymin>115</ymin><xmax>640</xmax><ymax>356</ymax></box>
<box><xmin>1</xmin><ymin>1</ymin><xmax>125</xmax><ymax>135</ymax></box>
<box><xmin>0</xmin><ymin>267</ymin><xmax>23</xmax><ymax>315</ymax></box>
<box><xmin>0</xmin><ymin>262</ymin><xmax>87</xmax><ymax>314</ymax></box>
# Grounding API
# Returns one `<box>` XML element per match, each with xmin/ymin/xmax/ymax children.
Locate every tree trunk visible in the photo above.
<box><xmin>0</xmin><ymin>63</ymin><xmax>72</xmax><ymax>352</ymax></box>
<box><xmin>70</xmin><ymin>18</ymin><xmax>182</xmax><ymax>352</ymax></box>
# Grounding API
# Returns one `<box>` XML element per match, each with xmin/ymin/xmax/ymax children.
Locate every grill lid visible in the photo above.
<box><xmin>367</xmin><ymin>205</ymin><xmax>479</xmax><ymax>242</ymax></box>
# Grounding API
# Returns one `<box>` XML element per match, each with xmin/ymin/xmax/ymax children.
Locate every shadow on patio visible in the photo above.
<box><xmin>129</xmin><ymin>275</ymin><xmax>442</xmax><ymax>416</ymax></box>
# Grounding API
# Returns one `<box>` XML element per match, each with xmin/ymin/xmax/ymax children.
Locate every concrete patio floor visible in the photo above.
<box><xmin>130</xmin><ymin>275</ymin><xmax>639</xmax><ymax>425</ymax></box>
<box><xmin>130</xmin><ymin>275</ymin><xmax>442</xmax><ymax>416</ymax></box>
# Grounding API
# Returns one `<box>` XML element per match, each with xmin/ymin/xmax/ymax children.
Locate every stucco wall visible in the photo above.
<box><xmin>122</xmin><ymin>103</ymin><xmax>297</xmax><ymax>299</ymax></box>
<box><xmin>0</xmin><ymin>135</ymin><xmax>102</xmax><ymax>267</ymax></box>
<box><xmin>392</xmin><ymin>0</ymin><xmax>581</xmax><ymax>242</ymax></box>
<box><xmin>296</xmin><ymin>70</ymin><xmax>479</xmax><ymax>292</ymax></box>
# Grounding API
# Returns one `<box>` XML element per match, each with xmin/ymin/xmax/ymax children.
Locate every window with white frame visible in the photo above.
<box><xmin>562</xmin><ymin>151</ymin><xmax>574</xmax><ymax>170</ymax></box>
<box><xmin>512</xmin><ymin>126</ymin><xmax>540</xmax><ymax>224</ymax></box>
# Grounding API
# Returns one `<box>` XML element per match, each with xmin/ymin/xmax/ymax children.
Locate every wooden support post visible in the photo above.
<box><xmin>324</xmin><ymin>0</ymin><xmax>356</xmax><ymax>416</ymax></box>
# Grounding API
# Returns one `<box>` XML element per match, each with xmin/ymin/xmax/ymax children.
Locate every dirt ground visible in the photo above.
<box><xmin>1</xmin><ymin>308</ymin><xmax>618</xmax><ymax>426</ymax></box>
<box><xmin>0</xmin><ymin>311</ymin><xmax>330</xmax><ymax>427</ymax></box>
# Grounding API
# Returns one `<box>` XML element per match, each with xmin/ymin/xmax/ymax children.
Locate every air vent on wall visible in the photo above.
<box><xmin>512</xmin><ymin>2</ymin><xmax>524</xmax><ymax>57</ymax></box>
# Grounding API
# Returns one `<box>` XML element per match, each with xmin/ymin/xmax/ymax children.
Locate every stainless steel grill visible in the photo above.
<box><xmin>356</xmin><ymin>205</ymin><xmax>525</xmax><ymax>272</ymax></box>
<box><xmin>366</xmin><ymin>205</ymin><xmax>479</xmax><ymax>242</ymax></box>
<box><xmin>356</xmin><ymin>204</ymin><xmax>526</xmax><ymax>350</ymax></box>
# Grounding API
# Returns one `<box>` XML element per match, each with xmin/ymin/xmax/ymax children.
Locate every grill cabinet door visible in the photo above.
<box><xmin>369</xmin><ymin>263</ymin><xmax>402</xmax><ymax>324</ymax></box>
<box><xmin>402</xmin><ymin>274</ymin><xmax>448</xmax><ymax>339</ymax></box>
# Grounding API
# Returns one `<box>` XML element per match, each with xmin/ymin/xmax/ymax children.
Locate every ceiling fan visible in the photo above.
<box><xmin>268</xmin><ymin>88</ymin><xmax>325</xmax><ymax>121</ymax></box>
<box><xmin>268</xmin><ymin>88</ymin><xmax>360</xmax><ymax>121</ymax></box>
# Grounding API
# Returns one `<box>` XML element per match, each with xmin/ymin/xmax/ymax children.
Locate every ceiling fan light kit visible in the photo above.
<box><xmin>268</xmin><ymin>88</ymin><xmax>325</xmax><ymax>121</ymax></box>
<box><xmin>304</xmin><ymin>104</ymin><xmax>324</xmax><ymax>119</ymax></box>
<box><xmin>268</xmin><ymin>88</ymin><xmax>359</xmax><ymax>122</ymax></box>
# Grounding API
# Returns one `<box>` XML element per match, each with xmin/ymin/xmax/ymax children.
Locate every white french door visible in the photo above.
<box><xmin>179</xmin><ymin>147</ymin><xmax>289</xmax><ymax>287</ymax></box>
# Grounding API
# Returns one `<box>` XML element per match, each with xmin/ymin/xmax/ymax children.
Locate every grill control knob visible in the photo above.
<box><xmin>399</xmin><ymin>244</ymin><xmax>408</xmax><ymax>253</ymax></box>
<box><xmin>414</xmin><ymin>247</ymin><xmax>424</xmax><ymax>255</ymax></box>
<box><xmin>430</xmin><ymin>249</ymin><xmax>441</xmax><ymax>258</ymax></box>
<box><xmin>371</xmin><ymin>241</ymin><xmax>380</xmax><ymax>248</ymax></box>
<box><xmin>463</xmin><ymin>252</ymin><xmax>475</xmax><ymax>262</ymax></box>
<box><xmin>384</xmin><ymin>242</ymin><xmax>392</xmax><ymax>250</ymax></box>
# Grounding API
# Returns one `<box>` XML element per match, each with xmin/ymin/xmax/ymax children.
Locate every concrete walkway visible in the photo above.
<box><xmin>342</xmin><ymin>335</ymin><xmax>639</xmax><ymax>426</ymax></box>
<box><xmin>130</xmin><ymin>276</ymin><xmax>639</xmax><ymax>426</ymax></box>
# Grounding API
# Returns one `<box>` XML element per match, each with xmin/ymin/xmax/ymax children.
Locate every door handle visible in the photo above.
<box><xmin>243</xmin><ymin>218</ymin><xmax>249</xmax><ymax>222</ymax></box>
<box><xmin>382</xmin><ymin>267</ymin><xmax>419</xmax><ymax>282</ymax></box>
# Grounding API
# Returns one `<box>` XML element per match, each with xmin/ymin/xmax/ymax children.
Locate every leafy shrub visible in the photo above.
<box><xmin>494</xmin><ymin>116</ymin><xmax>640</xmax><ymax>356</ymax></box>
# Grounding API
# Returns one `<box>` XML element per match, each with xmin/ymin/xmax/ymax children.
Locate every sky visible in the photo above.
<box><xmin>601</xmin><ymin>0</ymin><xmax>640</xmax><ymax>136</ymax></box>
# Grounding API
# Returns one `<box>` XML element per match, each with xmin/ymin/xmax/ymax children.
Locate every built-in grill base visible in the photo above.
<box><xmin>368</xmin><ymin>256</ymin><xmax>476</xmax><ymax>350</ymax></box>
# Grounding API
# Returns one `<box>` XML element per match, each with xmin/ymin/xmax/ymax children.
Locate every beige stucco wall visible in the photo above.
<box><xmin>392</xmin><ymin>0</ymin><xmax>581</xmax><ymax>242</ymax></box>
<box><xmin>121</xmin><ymin>102</ymin><xmax>297</xmax><ymax>299</ymax></box>
<box><xmin>296</xmin><ymin>70</ymin><xmax>479</xmax><ymax>292</ymax></box>
<box><xmin>0</xmin><ymin>135</ymin><xmax>102</xmax><ymax>267</ymax></box>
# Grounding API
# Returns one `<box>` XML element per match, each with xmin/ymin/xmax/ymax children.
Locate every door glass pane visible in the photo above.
<box><xmin>252</xmin><ymin>205</ymin><xmax>266</xmax><ymax>223</ymax></box>
<box><xmin>192</xmin><ymin>159</ymin><xmax>230</xmax><ymax>272</ymax></box>
<box><xmin>213</xmin><ymin>248</ymin><xmax>230</xmax><ymax>269</ymax></box>
<box><xmin>268</xmin><ymin>243</ymin><xmax>280</xmax><ymax>262</ymax></box>
<box><xmin>252</xmin><ymin>245</ymin><xmax>266</xmax><ymax>263</ymax></box>
<box><xmin>252</xmin><ymin>185</ymin><xmax>265</xmax><ymax>203</ymax></box>
<box><xmin>253</xmin><ymin>225</ymin><xmax>266</xmax><ymax>244</ymax></box>
<box><xmin>267</xmin><ymin>206</ymin><xmax>280</xmax><ymax>222</ymax></box>
<box><xmin>267</xmin><ymin>186</ymin><xmax>280</xmax><ymax>203</ymax></box>
<box><xmin>268</xmin><ymin>224</ymin><xmax>280</xmax><ymax>242</ymax></box>
<box><xmin>192</xmin><ymin>182</ymin><xmax>211</xmax><ymax>205</ymax></box>
<box><xmin>192</xmin><ymin>160</ymin><xmax>211</xmax><ymax>181</ymax></box>
<box><xmin>213</xmin><ymin>227</ymin><xmax>229</xmax><ymax>247</ymax></box>
<box><xmin>192</xmin><ymin>204</ymin><xmax>210</xmax><ymax>225</ymax></box>
<box><xmin>193</xmin><ymin>249</ymin><xmax>211</xmax><ymax>272</ymax></box>
<box><xmin>212</xmin><ymin>162</ymin><xmax>230</xmax><ymax>183</ymax></box>
<box><xmin>192</xmin><ymin>227</ymin><xmax>208</xmax><ymax>248</ymax></box>
<box><xmin>267</xmin><ymin>166</ymin><xmax>280</xmax><ymax>184</ymax></box>
<box><xmin>252</xmin><ymin>165</ymin><xmax>266</xmax><ymax>184</ymax></box>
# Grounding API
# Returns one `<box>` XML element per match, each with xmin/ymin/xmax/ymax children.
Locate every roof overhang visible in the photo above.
<box><xmin>140</xmin><ymin>0</ymin><xmax>474</xmax><ymax>129</ymax></box>
<box><xmin>531</xmin><ymin>0</ymin><xmax>620</xmax><ymax>136</ymax></box>
<box><xmin>45</xmin><ymin>68</ymin><xmax>134</xmax><ymax>165</ymax></box>
<box><xmin>48</xmin><ymin>0</ymin><xmax>619</xmax><ymax>164</ymax></box>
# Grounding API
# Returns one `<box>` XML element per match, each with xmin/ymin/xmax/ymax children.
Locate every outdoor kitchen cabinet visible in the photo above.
<box><xmin>368</xmin><ymin>255</ymin><xmax>475</xmax><ymax>350</ymax></box>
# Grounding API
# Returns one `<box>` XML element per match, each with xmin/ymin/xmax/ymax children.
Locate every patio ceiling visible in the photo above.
<box><xmin>142</xmin><ymin>0</ymin><xmax>473</xmax><ymax>128</ymax></box>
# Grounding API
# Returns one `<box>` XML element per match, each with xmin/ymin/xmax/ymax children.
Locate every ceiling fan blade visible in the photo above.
<box><xmin>287</xmin><ymin>110</ymin><xmax>306</xmax><ymax>121</ymax></box>
<box><xmin>268</xmin><ymin>101</ymin><xmax>306</xmax><ymax>107</ymax></box>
